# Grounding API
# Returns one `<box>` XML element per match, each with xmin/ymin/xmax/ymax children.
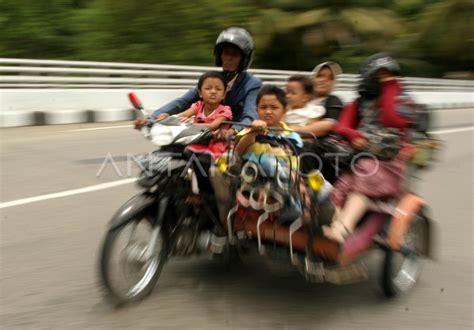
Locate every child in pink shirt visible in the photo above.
<box><xmin>174</xmin><ymin>71</ymin><xmax>233</xmax><ymax>160</ymax></box>
<box><xmin>158</xmin><ymin>71</ymin><xmax>232</xmax><ymax>130</ymax></box>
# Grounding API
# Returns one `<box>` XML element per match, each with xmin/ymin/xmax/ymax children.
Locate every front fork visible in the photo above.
<box><xmin>143</xmin><ymin>196</ymin><xmax>170</xmax><ymax>260</ymax></box>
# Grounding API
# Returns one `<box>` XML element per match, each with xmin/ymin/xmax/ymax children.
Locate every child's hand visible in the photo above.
<box><xmin>213</xmin><ymin>129</ymin><xmax>228</xmax><ymax>140</ymax></box>
<box><xmin>250</xmin><ymin>120</ymin><xmax>267</xmax><ymax>132</ymax></box>
<box><xmin>155</xmin><ymin>113</ymin><xmax>170</xmax><ymax>121</ymax></box>
<box><xmin>215</xmin><ymin>128</ymin><xmax>237</xmax><ymax>140</ymax></box>
<box><xmin>222</xmin><ymin>128</ymin><xmax>237</xmax><ymax>136</ymax></box>
<box><xmin>176</xmin><ymin>113</ymin><xmax>191</xmax><ymax>123</ymax></box>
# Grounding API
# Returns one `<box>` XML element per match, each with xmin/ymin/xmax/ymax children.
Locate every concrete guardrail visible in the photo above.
<box><xmin>0</xmin><ymin>58</ymin><xmax>473</xmax><ymax>128</ymax></box>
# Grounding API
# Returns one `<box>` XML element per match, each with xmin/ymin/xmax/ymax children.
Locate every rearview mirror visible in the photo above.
<box><xmin>128</xmin><ymin>92</ymin><xmax>143</xmax><ymax>110</ymax></box>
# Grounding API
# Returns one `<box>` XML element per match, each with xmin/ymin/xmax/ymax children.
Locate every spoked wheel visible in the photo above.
<box><xmin>381</xmin><ymin>210</ymin><xmax>429</xmax><ymax>297</ymax></box>
<box><xmin>100</xmin><ymin>218</ymin><xmax>168</xmax><ymax>305</ymax></box>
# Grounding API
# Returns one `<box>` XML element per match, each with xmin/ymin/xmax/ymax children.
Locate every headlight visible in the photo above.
<box><xmin>150</xmin><ymin>125</ymin><xmax>174</xmax><ymax>146</ymax></box>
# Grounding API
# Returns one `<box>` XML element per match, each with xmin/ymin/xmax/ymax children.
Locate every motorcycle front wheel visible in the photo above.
<box><xmin>99</xmin><ymin>217</ymin><xmax>168</xmax><ymax>305</ymax></box>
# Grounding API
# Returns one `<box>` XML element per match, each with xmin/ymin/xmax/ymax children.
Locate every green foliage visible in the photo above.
<box><xmin>72</xmin><ymin>0</ymin><xmax>258</xmax><ymax>64</ymax></box>
<box><xmin>0</xmin><ymin>0</ymin><xmax>472</xmax><ymax>77</ymax></box>
<box><xmin>416</xmin><ymin>0</ymin><xmax>473</xmax><ymax>72</ymax></box>
<box><xmin>0</xmin><ymin>0</ymin><xmax>79</xmax><ymax>58</ymax></box>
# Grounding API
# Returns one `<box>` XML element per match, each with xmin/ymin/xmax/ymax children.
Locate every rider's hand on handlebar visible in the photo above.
<box><xmin>351</xmin><ymin>137</ymin><xmax>368</xmax><ymax>150</ymax></box>
<box><xmin>134</xmin><ymin>118</ymin><xmax>149</xmax><ymax>130</ymax></box>
<box><xmin>133</xmin><ymin>112</ymin><xmax>172</xmax><ymax>130</ymax></box>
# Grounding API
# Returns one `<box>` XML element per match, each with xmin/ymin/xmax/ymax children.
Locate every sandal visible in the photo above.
<box><xmin>322</xmin><ymin>220</ymin><xmax>352</xmax><ymax>243</ymax></box>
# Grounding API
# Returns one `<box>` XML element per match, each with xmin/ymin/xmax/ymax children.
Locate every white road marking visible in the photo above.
<box><xmin>66</xmin><ymin>125</ymin><xmax>133</xmax><ymax>132</ymax></box>
<box><xmin>433</xmin><ymin>108</ymin><xmax>474</xmax><ymax>112</ymax></box>
<box><xmin>429</xmin><ymin>126</ymin><xmax>474</xmax><ymax>135</ymax></box>
<box><xmin>0</xmin><ymin>178</ymin><xmax>137</xmax><ymax>209</ymax></box>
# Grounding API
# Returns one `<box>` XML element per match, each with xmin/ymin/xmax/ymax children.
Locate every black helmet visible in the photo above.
<box><xmin>362</xmin><ymin>52</ymin><xmax>400</xmax><ymax>78</ymax></box>
<box><xmin>214</xmin><ymin>27</ymin><xmax>255</xmax><ymax>71</ymax></box>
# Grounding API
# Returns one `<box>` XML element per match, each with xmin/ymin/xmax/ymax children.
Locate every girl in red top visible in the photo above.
<box><xmin>174</xmin><ymin>71</ymin><xmax>233</xmax><ymax>160</ymax></box>
<box><xmin>323</xmin><ymin>53</ymin><xmax>415</xmax><ymax>243</ymax></box>
<box><xmin>167</xmin><ymin>71</ymin><xmax>233</xmax><ymax>129</ymax></box>
<box><xmin>155</xmin><ymin>71</ymin><xmax>232</xmax><ymax>129</ymax></box>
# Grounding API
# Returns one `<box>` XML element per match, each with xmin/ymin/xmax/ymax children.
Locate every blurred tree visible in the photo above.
<box><xmin>0</xmin><ymin>0</ymin><xmax>471</xmax><ymax>77</ymax></box>
<box><xmin>74</xmin><ymin>0</ymin><xmax>257</xmax><ymax>64</ymax></box>
<box><xmin>414</xmin><ymin>0</ymin><xmax>473</xmax><ymax>76</ymax></box>
<box><xmin>249</xmin><ymin>1</ymin><xmax>406</xmax><ymax>72</ymax></box>
<box><xmin>0</xmin><ymin>0</ymin><xmax>79</xmax><ymax>58</ymax></box>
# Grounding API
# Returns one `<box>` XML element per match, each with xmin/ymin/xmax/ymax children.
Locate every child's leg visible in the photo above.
<box><xmin>323</xmin><ymin>192</ymin><xmax>373</xmax><ymax>243</ymax></box>
<box><xmin>337</xmin><ymin>193</ymin><xmax>373</xmax><ymax>232</ymax></box>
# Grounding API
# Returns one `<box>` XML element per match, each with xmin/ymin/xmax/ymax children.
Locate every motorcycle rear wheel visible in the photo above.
<box><xmin>381</xmin><ymin>210</ymin><xmax>428</xmax><ymax>297</ymax></box>
<box><xmin>100</xmin><ymin>218</ymin><xmax>168</xmax><ymax>305</ymax></box>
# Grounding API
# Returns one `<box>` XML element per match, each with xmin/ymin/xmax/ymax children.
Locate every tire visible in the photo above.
<box><xmin>381</xmin><ymin>210</ymin><xmax>428</xmax><ymax>297</ymax></box>
<box><xmin>99</xmin><ymin>216</ymin><xmax>168</xmax><ymax>306</ymax></box>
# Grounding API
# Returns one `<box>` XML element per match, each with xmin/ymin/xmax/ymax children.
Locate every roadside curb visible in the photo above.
<box><xmin>0</xmin><ymin>108</ymin><xmax>136</xmax><ymax>127</ymax></box>
<box><xmin>91</xmin><ymin>108</ymin><xmax>135</xmax><ymax>122</ymax></box>
<box><xmin>0</xmin><ymin>104</ymin><xmax>473</xmax><ymax>128</ymax></box>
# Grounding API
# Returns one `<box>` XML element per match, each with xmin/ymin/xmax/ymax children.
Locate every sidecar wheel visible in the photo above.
<box><xmin>100</xmin><ymin>218</ymin><xmax>168</xmax><ymax>305</ymax></box>
<box><xmin>381</xmin><ymin>211</ymin><xmax>428</xmax><ymax>297</ymax></box>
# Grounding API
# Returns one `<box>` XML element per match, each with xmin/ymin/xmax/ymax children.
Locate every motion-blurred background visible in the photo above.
<box><xmin>0</xmin><ymin>0</ymin><xmax>472</xmax><ymax>77</ymax></box>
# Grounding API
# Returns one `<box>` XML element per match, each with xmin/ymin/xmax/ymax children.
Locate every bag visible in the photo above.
<box><xmin>357</xmin><ymin>98</ymin><xmax>402</xmax><ymax>161</ymax></box>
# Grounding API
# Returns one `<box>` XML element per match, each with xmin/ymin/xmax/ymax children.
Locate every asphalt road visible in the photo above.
<box><xmin>0</xmin><ymin>122</ymin><xmax>473</xmax><ymax>329</ymax></box>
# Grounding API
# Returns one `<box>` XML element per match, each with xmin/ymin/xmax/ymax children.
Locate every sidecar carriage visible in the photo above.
<box><xmin>219</xmin><ymin>127</ymin><xmax>434</xmax><ymax>297</ymax></box>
